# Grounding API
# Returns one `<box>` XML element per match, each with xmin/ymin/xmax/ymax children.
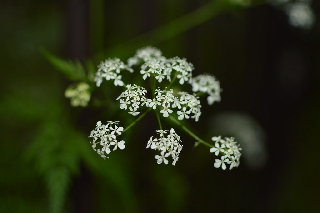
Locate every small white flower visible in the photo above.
<box><xmin>114</xmin><ymin>75</ymin><xmax>124</xmax><ymax>86</ymax></box>
<box><xmin>140</xmin><ymin>69</ymin><xmax>151</xmax><ymax>80</ymax></box>
<box><xmin>214</xmin><ymin>156</ymin><xmax>229</xmax><ymax>170</ymax></box>
<box><xmin>110</xmin><ymin>125</ymin><xmax>124</xmax><ymax>135</ymax></box>
<box><xmin>110</xmin><ymin>140</ymin><xmax>126</xmax><ymax>151</ymax></box>
<box><xmin>160</xmin><ymin>106</ymin><xmax>173</xmax><ymax>117</ymax></box>
<box><xmin>228</xmin><ymin>156</ymin><xmax>238</xmax><ymax>170</ymax></box>
<box><xmin>177</xmin><ymin>107</ymin><xmax>190</xmax><ymax>120</ymax></box>
<box><xmin>210</xmin><ymin>142</ymin><xmax>225</xmax><ymax>156</ymax></box>
<box><xmin>119</xmin><ymin>99</ymin><xmax>129</xmax><ymax>110</ymax></box>
<box><xmin>155</xmin><ymin>71</ymin><xmax>165</xmax><ymax>82</ymax></box>
<box><xmin>155</xmin><ymin>152</ymin><xmax>170</xmax><ymax>164</ymax></box>
<box><xmin>172</xmin><ymin>156</ymin><xmax>179</xmax><ymax>166</ymax></box>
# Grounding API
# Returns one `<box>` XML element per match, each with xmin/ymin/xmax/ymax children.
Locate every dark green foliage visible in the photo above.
<box><xmin>2</xmin><ymin>0</ymin><xmax>320</xmax><ymax>212</ymax></box>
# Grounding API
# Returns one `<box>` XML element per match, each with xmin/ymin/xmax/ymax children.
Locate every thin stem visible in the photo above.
<box><xmin>156</xmin><ymin>111</ymin><xmax>163</xmax><ymax>130</ymax></box>
<box><xmin>123</xmin><ymin>108</ymin><xmax>151</xmax><ymax>133</ymax></box>
<box><xmin>167</xmin><ymin>73</ymin><xmax>178</xmax><ymax>89</ymax></box>
<box><xmin>196</xmin><ymin>91</ymin><xmax>205</xmax><ymax>96</ymax></box>
<box><xmin>105</xmin><ymin>0</ymin><xmax>229</xmax><ymax>57</ymax></box>
<box><xmin>169</xmin><ymin>115</ymin><xmax>212</xmax><ymax>148</ymax></box>
<box><xmin>152</xmin><ymin>77</ymin><xmax>156</xmax><ymax>97</ymax></box>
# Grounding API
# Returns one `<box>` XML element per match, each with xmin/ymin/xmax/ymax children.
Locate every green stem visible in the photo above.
<box><xmin>169</xmin><ymin>115</ymin><xmax>212</xmax><ymax>148</ymax></box>
<box><xmin>167</xmin><ymin>73</ymin><xmax>178</xmax><ymax>89</ymax></box>
<box><xmin>105</xmin><ymin>0</ymin><xmax>229</xmax><ymax>57</ymax></box>
<box><xmin>151</xmin><ymin>75</ymin><xmax>156</xmax><ymax>98</ymax></box>
<box><xmin>89</xmin><ymin>0</ymin><xmax>104</xmax><ymax>54</ymax></box>
<box><xmin>123</xmin><ymin>108</ymin><xmax>151</xmax><ymax>133</ymax></box>
<box><xmin>156</xmin><ymin>111</ymin><xmax>163</xmax><ymax>130</ymax></box>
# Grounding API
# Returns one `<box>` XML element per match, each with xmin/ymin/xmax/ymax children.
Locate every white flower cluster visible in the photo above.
<box><xmin>177</xmin><ymin>92</ymin><xmax>201</xmax><ymax>121</ymax></box>
<box><xmin>150</xmin><ymin>89</ymin><xmax>201</xmax><ymax>121</ymax></box>
<box><xmin>210</xmin><ymin>136</ymin><xmax>241</xmax><ymax>170</ymax></box>
<box><xmin>95</xmin><ymin>58</ymin><xmax>133</xmax><ymax>87</ymax></box>
<box><xmin>128</xmin><ymin>46</ymin><xmax>165</xmax><ymax>66</ymax></box>
<box><xmin>140</xmin><ymin>57</ymin><xmax>194</xmax><ymax>85</ymax></box>
<box><xmin>65</xmin><ymin>82</ymin><xmax>91</xmax><ymax>107</ymax></box>
<box><xmin>117</xmin><ymin>86</ymin><xmax>202</xmax><ymax>121</ymax></box>
<box><xmin>191</xmin><ymin>74</ymin><xmax>221</xmax><ymax>105</ymax></box>
<box><xmin>116</xmin><ymin>84</ymin><xmax>148</xmax><ymax>116</ymax></box>
<box><xmin>88</xmin><ymin>46</ymin><xmax>238</xmax><ymax>168</ymax></box>
<box><xmin>146</xmin><ymin>128</ymin><xmax>183</xmax><ymax>166</ymax></box>
<box><xmin>89</xmin><ymin>121</ymin><xmax>125</xmax><ymax>159</ymax></box>
<box><xmin>169</xmin><ymin>57</ymin><xmax>194</xmax><ymax>85</ymax></box>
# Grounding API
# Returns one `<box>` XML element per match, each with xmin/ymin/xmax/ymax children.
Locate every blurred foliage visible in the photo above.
<box><xmin>1</xmin><ymin>0</ymin><xmax>320</xmax><ymax>212</ymax></box>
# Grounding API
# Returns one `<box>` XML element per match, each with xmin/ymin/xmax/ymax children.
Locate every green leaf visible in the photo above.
<box><xmin>40</xmin><ymin>47</ymin><xmax>86</xmax><ymax>81</ymax></box>
<box><xmin>25</xmin><ymin>119</ymin><xmax>87</xmax><ymax>213</ymax></box>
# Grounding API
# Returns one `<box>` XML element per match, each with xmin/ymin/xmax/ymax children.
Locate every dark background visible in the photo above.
<box><xmin>1</xmin><ymin>0</ymin><xmax>320</xmax><ymax>212</ymax></box>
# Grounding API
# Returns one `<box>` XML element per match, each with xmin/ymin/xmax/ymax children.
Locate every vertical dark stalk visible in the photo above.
<box><xmin>66</xmin><ymin>0</ymin><xmax>93</xmax><ymax>213</ymax></box>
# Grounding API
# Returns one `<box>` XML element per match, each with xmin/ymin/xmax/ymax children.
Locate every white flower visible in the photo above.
<box><xmin>119</xmin><ymin>99</ymin><xmax>129</xmax><ymax>110</ymax></box>
<box><xmin>65</xmin><ymin>82</ymin><xmax>91</xmax><ymax>107</ymax></box>
<box><xmin>89</xmin><ymin>121</ymin><xmax>126</xmax><ymax>159</ymax></box>
<box><xmin>228</xmin><ymin>156</ymin><xmax>238</xmax><ymax>170</ymax></box>
<box><xmin>214</xmin><ymin>156</ymin><xmax>229</xmax><ymax>170</ymax></box>
<box><xmin>114</xmin><ymin>75</ymin><xmax>124</xmax><ymax>86</ymax></box>
<box><xmin>172</xmin><ymin>156</ymin><xmax>179</xmax><ymax>166</ymax></box>
<box><xmin>177</xmin><ymin>107</ymin><xmax>190</xmax><ymax>120</ymax></box>
<box><xmin>160</xmin><ymin>105</ymin><xmax>173</xmax><ymax>117</ymax></box>
<box><xmin>110</xmin><ymin>140</ymin><xmax>125</xmax><ymax>151</ymax></box>
<box><xmin>110</xmin><ymin>125</ymin><xmax>124</xmax><ymax>135</ymax></box>
<box><xmin>147</xmin><ymin>128</ymin><xmax>183</xmax><ymax>165</ymax></box>
<box><xmin>210</xmin><ymin>136</ymin><xmax>241</xmax><ymax>170</ymax></box>
<box><xmin>155</xmin><ymin>71</ymin><xmax>165</xmax><ymax>82</ymax></box>
<box><xmin>155</xmin><ymin>152</ymin><xmax>170</xmax><ymax>164</ymax></box>
<box><xmin>210</xmin><ymin>141</ymin><xmax>225</xmax><ymax>156</ymax></box>
<box><xmin>140</xmin><ymin>69</ymin><xmax>151</xmax><ymax>80</ymax></box>
<box><xmin>146</xmin><ymin>136</ymin><xmax>157</xmax><ymax>149</ymax></box>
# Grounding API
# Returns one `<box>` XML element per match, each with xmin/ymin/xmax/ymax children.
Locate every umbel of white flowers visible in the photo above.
<box><xmin>83</xmin><ymin>46</ymin><xmax>241</xmax><ymax>169</ymax></box>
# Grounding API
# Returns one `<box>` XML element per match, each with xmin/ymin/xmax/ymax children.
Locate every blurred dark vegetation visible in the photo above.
<box><xmin>1</xmin><ymin>0</ymin><xmax>320</xmax><ymax>212</ymax></box>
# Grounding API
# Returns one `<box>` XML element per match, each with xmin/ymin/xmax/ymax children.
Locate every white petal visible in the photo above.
<box><xmin>222</xmin><ymin>163</ymin><xmax>226</xmax><ymax>170</ymax></box>
<box><xmin>105</xmin><ymin>148</ymin><xmax>111</xmax><ymax>154</ymax></box>
<box><xmin>214</xmin><ymin>160</ymin><xmax>221</xmax><ymax>168</ymax></box>
<box><xmin>163</xmin><ymin>158</ymin><xmax>168</xmax><ymax>164</ymax></box>
<box><xmin>118</xmin><ymin>140</ymin><xmax>125</xmax><ymax>149</ymax></box>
